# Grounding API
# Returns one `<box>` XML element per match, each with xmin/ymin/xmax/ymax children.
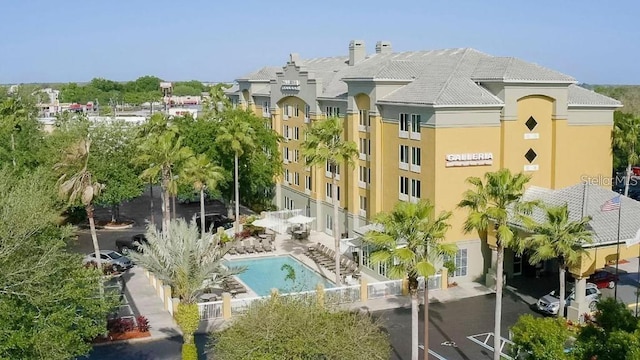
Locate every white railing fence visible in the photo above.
<box><xmin>199</xmin><ymin>301</ymin><xmax>223</xmax><ymax>319</ymax></box>
<box><xmin>325</xmin><ymin>285</ymin><xmax>361</xmax><ymax>305</ymax></box>
<box><xmin>367</xmin><ymin>280</ymin><xmax>404</xmax><ymax>299</ymax></box>
<box><xmin>263</xmin><ymin>209</ymin><xmax>303</xmax><ymax>234</ymax></box>
<box><xmin>229</xmin><ymin>296</ymin><xmax>263</xmax><ymax>316</ymax></box>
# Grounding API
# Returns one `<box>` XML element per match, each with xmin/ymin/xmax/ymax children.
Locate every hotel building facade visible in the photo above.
<box><xmin>226</xmin><ymin>40</ymin><xmax>626</xmax><ymax>286</ymax></box>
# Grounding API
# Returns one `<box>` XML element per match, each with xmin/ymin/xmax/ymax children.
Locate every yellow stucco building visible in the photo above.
<box><xmin>226</xmin><ymin>40</ymin><xmax>629</xmax><ymax>296</ymax></box>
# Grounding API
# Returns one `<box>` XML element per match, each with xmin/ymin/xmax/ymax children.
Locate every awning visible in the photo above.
<box><xmin>251</xmin><ymin>218</ymin><xmax>279</xmax><ymax>229</ymax></box>
<box><xmin>287</xmin><ymin>215</ymin><xmax>315</xmax><ymax>224</ymax></box>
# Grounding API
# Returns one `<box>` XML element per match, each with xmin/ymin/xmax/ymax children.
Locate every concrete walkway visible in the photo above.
<box><xmin>122</xmin><ymin>266</ymin><xmax>181</xmax><ymax>341</ymax></box>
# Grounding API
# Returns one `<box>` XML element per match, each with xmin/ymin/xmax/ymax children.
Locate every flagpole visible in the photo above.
<box><xmin>614</xmin><ymin>195</ymin><xmax>622</xmax><ymax>301</ymax></box>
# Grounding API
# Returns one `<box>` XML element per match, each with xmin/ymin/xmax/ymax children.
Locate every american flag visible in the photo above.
<box><xmin>601</xmin><ymin>195</ymin><xmax>621</xmax><ymax>212</ymax></box>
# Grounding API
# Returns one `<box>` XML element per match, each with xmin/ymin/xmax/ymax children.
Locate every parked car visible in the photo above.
<box><xmin>195</xmin><ymin>213</ymin><xmax>233</xmax><ymax>232</ymax></box>
<box><xmin>567</xmin><ymin>269</ymin><xmax>618</xmax><ymax>289</ymax></box>
<box><xmin>536</xmin><ymin>282</ymin><xmax>601</xmax><ymax>316</ymax></box>
<box><xmin>115</xmin><ymin>234</ymin><xmax>148</xmax><ymax>255</ymax></box>
<box><xmin>83</xmin><ymin>250</ymin><xmax>133</xmax><ymax>272</ymax></box>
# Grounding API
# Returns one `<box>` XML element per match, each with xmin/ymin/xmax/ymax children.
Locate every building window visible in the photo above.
<box><xmin>263</xmin><ymin>101</ymin><xmax>270</xmax><ymax>116</ymax></box>
<box><xmin>283</xmin><ymin>147</ymin><xmax>290</xmax><ymax>162</ymax></box>
<box><xmin>283</xmin><ymin>125</ymin><xmax>290</xmax><ymax>139</ymax></box>
<box><xmin>294</xmin><ymin>105</ymin><xmax>300</xmax><ymax>117</ymax></box>
<box><xmin>283</xmin><ymin>103</ymin><xmax>290</xmax><ymax>117</ymax></box>
<box><xmin>399</xmin><ymin>176</ymin><xmax>409</xmax><ymax>200</ymax></box>
<box><xmin>410</xmin><ymin>114</ymin><xmax>421</xmax><ymax>139</ymax></box>
<box><xmin>294</xmin><ymin>172</ymin><xmax>300</xmax><ymax>186</ymax></box>
<box><xmin>525</xmin><ymin>116</ymin><xmax>538</xmax><ymax>131</ymax></box>
<box><xmin>325</xmin><ymin>106</ymin><xmax>340</xmax><ymax>117</ymax></box>
<box><xmin>326</xmin><ymin>183</ymin><xmax>333</xmax><ymax>199</ymax></box>
<box><xmin>359</xmin><ymin>109</ymin><xmax>370</xmax><ymax>131</ymax></box>
<box><xmin>399</xmin><ymin>145</ymin><xmax>409</xmax><ymax>170</ymax></box>
<box><xmin>399</xmin><ymin>113</ymin><xmax>409</xmax><ymax>138</ymax></box>
<box><xmin>359</xmin><ymin>138</ymin><xmax>371</xmax><ymax>160</ymax></box>
<box><xmin>305</xmin><ymin>176</ymin><xmax>312</xmax><ymax>191</ymax></box>
<box><xmin>293</xmin><ymin>149</ymin><xmax>299</xmax><ymax>163</ymax></box>
<box><xmin>454</xmin><ymin>249</ymin><xmax>468</xmax><ymax>277</ymax></box>
<box><xmin>359</xmin><ymin>166</ymin><xmax>370</xmax><ymax>188</ymax></box>
<box><xmin>304</xmin><ymin>104</ymin><xmax>310</xmax><ymax>120</ymax></box>
<box><xmin>411</xmin><ymin>179</ymin><xmax>421</xmax><ymax>201</ymax></box>
<box><xmin>325</xmin><ymin>214</ymin><xmax>333</xmax><ymax>234</ymax></box>
<box><xmin>411</xmin><ymin>146</ymin><xmax>421</xmax><ymax>172</ymax></box>
<box><xmin>284</xmin><ymin>169</ymin><xmax>290</xmax><ymax>183</ymax></box>
<box><xmin>359</xmin><ymin>196</ymin><xmax>367</xmax><ymax>211</ymax></box>
<box><xmin>294</xmin><ymin>127</ymin><xmax>299</xmax><ymax>140</ymax></box>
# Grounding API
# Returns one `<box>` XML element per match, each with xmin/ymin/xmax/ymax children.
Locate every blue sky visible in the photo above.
<box><xmin>0</xmin><ymin>0</ymin><xmax>637</xmax><ymax>84</ymax></box>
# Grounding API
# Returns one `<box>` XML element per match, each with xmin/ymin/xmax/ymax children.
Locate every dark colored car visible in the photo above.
<box><xmin>115</xmin><ymin>234</ymin><xmax>147</xmax><ymax>255</ymax></box>
<box><xmin>195</xmin><ymin>213</ymin><xmax>233</xmax><ymax>232</ymax></box>
<box><xmin>568</xmin><ymin>269</ymin><xmax>618</xmax><ymax>289</ymax></box>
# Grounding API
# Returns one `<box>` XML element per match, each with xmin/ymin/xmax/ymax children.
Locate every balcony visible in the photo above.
<box><xmin>399</xmin><ymin>193</ymin><xmax>409</xmax><ymax>202</ymax></box>
<box><xmin>410</xmin><ymin>132</ymin><xmax>421</xmax><ymax>141</ymax></box>
<box><xmin>399</xmin><ymin>162</ymin><xmax>409</xmax><ymax>171</ymax></box>
<box><xmin>399</xmin><ymin>130</ymin><xmax>408</xmax><ymax>139</ymax></box>
<box><xmin>358</xmin><ymin>209</ymin><xmax>367</xmax><ymax>218</ymax></box>
<box><xmin>358</xmin><ymin>125</ymin><xmax>369</xmax><ymax>132</ymax></box>
<box><xmin>410</xmin><ymin>164</ymin><xmax>421</xmax><ymax>173</ymax></box>
<box><xmin>358</xmin><ymin>181</ymin><xmax>367</xmax><ymax>189</ymax></box>
<box><xmin>359</xmin><ymin>153</ymin><xmax>369</xmax><ymax>161</ymax></box>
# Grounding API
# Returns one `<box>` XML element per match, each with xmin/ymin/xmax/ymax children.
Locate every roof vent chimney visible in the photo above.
<box><xmin>348</xmin><ymin>40</ymin><xmax>366</xmax><ymax>66</ymax></box>
<box><xmin>289</xmin><ymin>53</ymin><xmax>300</xmax><ymax>65</ymax></box>
<box><xmin>375</xmin><ymin>41</ymin><xmax>392</xmax><ymax>54</ymax></box>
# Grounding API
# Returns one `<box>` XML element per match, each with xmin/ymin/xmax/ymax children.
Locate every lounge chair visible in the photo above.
<box><xmin>227</xmin><ymin>247</ymin><xmax>238</xmax><ymax>255</ymax></box>
<box><xmin>244</xmin><ymin>243</ymin><xmax>255</xmax><ymax>253</ymax></box>
<box><xmin>254</xmin><ymin>241</ymin><xmax>265</xmax><ymax>252</ymax></box>
<box><xmin>235</xmin><ymin>245</ymin><xmax>246</xmax><ymax>254</ymax></box>
<box><xmin>263</xmin><ymin>243</ymin><xmax>273</xmax><ymax>252</ymax></box>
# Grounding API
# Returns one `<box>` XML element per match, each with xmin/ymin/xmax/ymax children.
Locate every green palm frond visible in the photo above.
<box><xmin>300</xmin><ymin>117</ymin><xmax>358</xmax><ymax>170</ymax></box>
<box><xmin>181</xmin><ymin>154</ymin><xmax>225</xmax><ymax>192</ymax></box>
<box><xmin>363</xmin><ymin>199</ymin><xmax>455</xmax><ymax>281</ymax></box>
<box><xmin>129</xmin><ymin>218</ymin><xmax>243</xmax><ymax>304</ymax></box>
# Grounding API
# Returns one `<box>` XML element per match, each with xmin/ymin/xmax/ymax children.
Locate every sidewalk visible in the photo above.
<box><xmin>122</xmin><ymin>266</ymin><xmax>181</xmax><ymax>341</ymax></box>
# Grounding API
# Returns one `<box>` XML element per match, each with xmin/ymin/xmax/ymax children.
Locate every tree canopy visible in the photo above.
<box><xmin>0</xmin><ymin>167</ymin><xmax>117</xmax><ymax>360</ymax></box>
<box><xmin>211</xmin><ymin>295</ymin><xmax>391</xmax><ymax>360</ymax></box>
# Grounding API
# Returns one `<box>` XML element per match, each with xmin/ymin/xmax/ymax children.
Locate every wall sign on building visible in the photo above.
<box><xmin>445</xmin><ymin>153</ymin><xmax>494</xmax><ymax>167</ymax></box>
<box><xmin>281</xmin><ymin>80</ymin><xmax>300</xmax><ymax>92</ymax></box>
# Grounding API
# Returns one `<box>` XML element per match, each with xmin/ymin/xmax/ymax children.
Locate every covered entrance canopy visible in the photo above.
<box><xmin>510</xmin><ymin>182</ymin><xmax>640</xmax><ymax>276</ymax></box>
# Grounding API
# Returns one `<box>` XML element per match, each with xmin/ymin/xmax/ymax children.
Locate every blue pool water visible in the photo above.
<box><xmin>225</xmin><ymin>255</ymin><xmax>334</xmax><ymax>296</ymax></box>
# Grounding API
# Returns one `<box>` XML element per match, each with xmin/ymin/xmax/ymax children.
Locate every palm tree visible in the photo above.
<box><xmin>129</xmin><ymin>219</ymin><xmax>243</xmax><ymax>357</ymax></box>
<box><xmin>215</xmin><ymin>109</ymin><xmax>255</xmax><ymax>234</ymax></box>
<box><xmin>612</xmin><ymin>114</ymin><xmax>640</xmax><ymax>197</ymax></box>
<box><xmin>301</xmin><ymin>116</ymin><xmax>358</xmax><ymax>285</ymax></box>
<box><xmin>457</xmin><ymin>169</ymin><xmax>535</xmax><ymax>360</ymax></box>
<box><xmin>0</xmin><ymin>97</ymin><xmax>28</xmax><ymax>167</ymax></box>
<box><xmin>520</xmin><ymin>204</ymin><xmax>593</xmax><ymax>318</ymax></box>
<box><xmin>55</xmin><ymin>138</ymin><xmax>104</xmax><ymax>275</ymax></box>
<box><xmin>181</xmin><ymin>154</ymin><xmax>225</xmax><ymax>238</ymax></box>
<box><xmin>135</xmin><ymin>131</ymin><xmax>193</xmax><ymax>234</ymax></box>
<box><xmin>364</xmin><ymin>200</ymin><xmax>456</xmax><ymax>360</ymax></box>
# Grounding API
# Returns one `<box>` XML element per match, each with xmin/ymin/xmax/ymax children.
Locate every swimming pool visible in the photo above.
<box><xmin>225</xmin><ymin>255</ymin><xmax>334</xmax><ymax>296</ymax></box>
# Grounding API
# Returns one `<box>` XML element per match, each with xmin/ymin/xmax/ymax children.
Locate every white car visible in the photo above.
<box><xmin>536</xmin><ymin>282</ymin><xmax>601</xmax><ymax>316</ymax></box>
<box><xmin>83</xmin><ymin>250</ymin><xmax>133</xmax><ymax>272</ymax></box>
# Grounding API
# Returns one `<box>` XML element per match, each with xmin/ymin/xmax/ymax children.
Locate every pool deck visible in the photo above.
<box><xmin>221</xmin><ymin>230</ymin><xmax>384</xmax><ymax>299</ymax></box>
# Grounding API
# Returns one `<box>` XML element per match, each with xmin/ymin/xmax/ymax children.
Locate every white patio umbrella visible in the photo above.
<box><xmin>252</xmin><ymin>218</ymin><xmax>278</xmax><ymax>229</ymax></box>
<box><xmin>287</xmin><ymin>215</ymin><xmax>315</xmax><ymax>224</ymax></box>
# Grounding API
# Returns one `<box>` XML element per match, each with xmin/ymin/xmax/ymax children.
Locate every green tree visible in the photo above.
<box><xmin>0</xmin><ymin>167</ymin><xmax>117</xmax><ymax>360</ymax></box>
<box><xmin>215</xmin><ymin>109</ymin><xmax>256</xmax><ymax>233</ymax></box>
<box><xmin>181</xmin><ymin>154</ymin><xmax>224</xmax><ymax>238</ymax></box>
<box><xmin>129</xmin><ymin>219</ymin><xmax>242</xmax><ymax>358</ymax></box>
<box><xmin>572</xmin><ymin>298</ymin><xmax>640</xmax><ymax>360</ymax></box>
<box><xmin>458</xmin><ymin>169</ymin><xmax>535</xmax><ymax>360</ymax></box>
<box><xmin>54</xmin><ymin>138</ymin><xmax>104</xmax><ymax>284</ymax></box>
<box><xmin>90</xmin><ymin>120</ymin><xmax>145</xmax><ymax>222</ymax></box>
<box><xmin>134</xmin><ymin>114</ymin><xmax>193</xmax><ymax>233</ymax></box>
<box><xmin>510</xmin><ymin>314</ymin><xmax>570</xmax><ymax>360</ymax></box>
<box><xmin>364</xmin><ymin>200</ymin><xmax>455</xmax><ymax>360</ymax></box>
<box><xmin>612</xmin><ymin>112</ymin><xmax>640</xmax><ymax>196</ymax></box>
<box><xmin>210</xmin><ymin>295</ymin><xmax>390</xmax><ymax>360</ymax></box>
<box><xmin>520</xmin><ymin>204</ymin><xmax>593</xmax><ymax>318</ymax></box>
<box><xmin>0</xmin><ymin>97</ymin><xmax>45</xmax><ymax>170</ymax></box>
<box><xmin>301</xmin><ymin>116</ymin><xmax>358</xmax><ymax>285</ymax></box>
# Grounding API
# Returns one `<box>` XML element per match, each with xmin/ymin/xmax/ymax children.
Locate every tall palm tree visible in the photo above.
<box><xmin>55</xmin><ymin>138</ymin><xmax>104</xmax><ymax>277</ymax></box>
<box><xmin>520</xmin><ymin>204</ymin><xmax>593</xmax><ymax>318</ymax></box>
<box><xmin>612</xmin><ymin>114</ymin><xmax>640</xmax><ymax>197</ymax></box>
<box><xmin>457</xmin><ymin>169</ymin><xmax>535</xmax><ymax>360</ymax></box>
<box><xmin>129</xmin><ymin>219</ymin><xmax>243</xmax><ymax>358</ymax></box>
<box><xmin>364</xmin><ymin>200</ymin><xmax>455</xmax><ymax>360</ymax></box>
<box><xmin>0</xmin><ymin>97</ymin><xmax>28</xmax><ymax>168</ymax></box>
<box><xmin>216</xmin><ymin>109</ymin><xmax>255</xmax><ymax>234</ymax></box>
<box><xmin>301</xmin><ymin>116</ymin><xmax>358</xmax><ymax>285</ymax></box>
<box><xmin>181</xmin><ymin>154</ymin><xmax>225</xmax><ymax>238</ymax></box>
<box><xmin>135</xmin><ymin>132</ymin><xmax>193</xmax><ymax>234</ymax></box>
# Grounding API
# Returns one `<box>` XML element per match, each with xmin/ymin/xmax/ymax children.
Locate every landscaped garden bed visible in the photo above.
<box><xmin>93</xmin><ymin>316</ymin><xmax>151</xmax><ymax>343</ymax></box>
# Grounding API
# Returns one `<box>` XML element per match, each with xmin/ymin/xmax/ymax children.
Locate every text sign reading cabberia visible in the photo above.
<box><xmin>445</xmin><ymin>153</ymin><xmax>494</xmax><ymax>167</ymax></box>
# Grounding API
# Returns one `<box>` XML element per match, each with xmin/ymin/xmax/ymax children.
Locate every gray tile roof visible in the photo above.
<box><xmin>252</xmin><ymin>84</ymin><xmax>271</xmax><ymax>96</ymax></box>
<box><xmin>567</xmin><ymin>84</ymin><xmax>623</xmax><ymax>107</ymax></box>
<box><xmin>224</xmin><ymin>83</ymin><xmax>239</xmax><ymax>95</ymax></box>
<box><xmin>237</xmin><ymin>66</ymin><xmax>280</xmax><ymax>81</ymax></box>
<box><xmin>471</xmin><ymin>57</ymin><xmax>576</xmax><ymax>83</ymax></box>
<box><xmin>235</xmin><ymin>47</ymin><xmax>619</xmax><ymax>107</ymax></box>
<box><xmin>517</xmin><ymin>184</ymin><xmax>640</xmax><ymax>246</ymax></box>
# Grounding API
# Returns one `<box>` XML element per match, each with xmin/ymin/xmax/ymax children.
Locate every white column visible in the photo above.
<box><xmin>485</xmin><ymin>248</ymin><xmax>499</xmax><ymax>289</ymax></box>
<box><xmin>567</xmin><ymin>277</ymin><xmax>588</xmax><ymax>322</ymax></box>
<box><xmin>315</xmin><ymin>200</ymin><xmax>323</xmax><ymax>232</ymax></box>
<box><xmin>275</xmin><ymin>183</ymin><xmax>282</xmax><ymax>210</ymax></box>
